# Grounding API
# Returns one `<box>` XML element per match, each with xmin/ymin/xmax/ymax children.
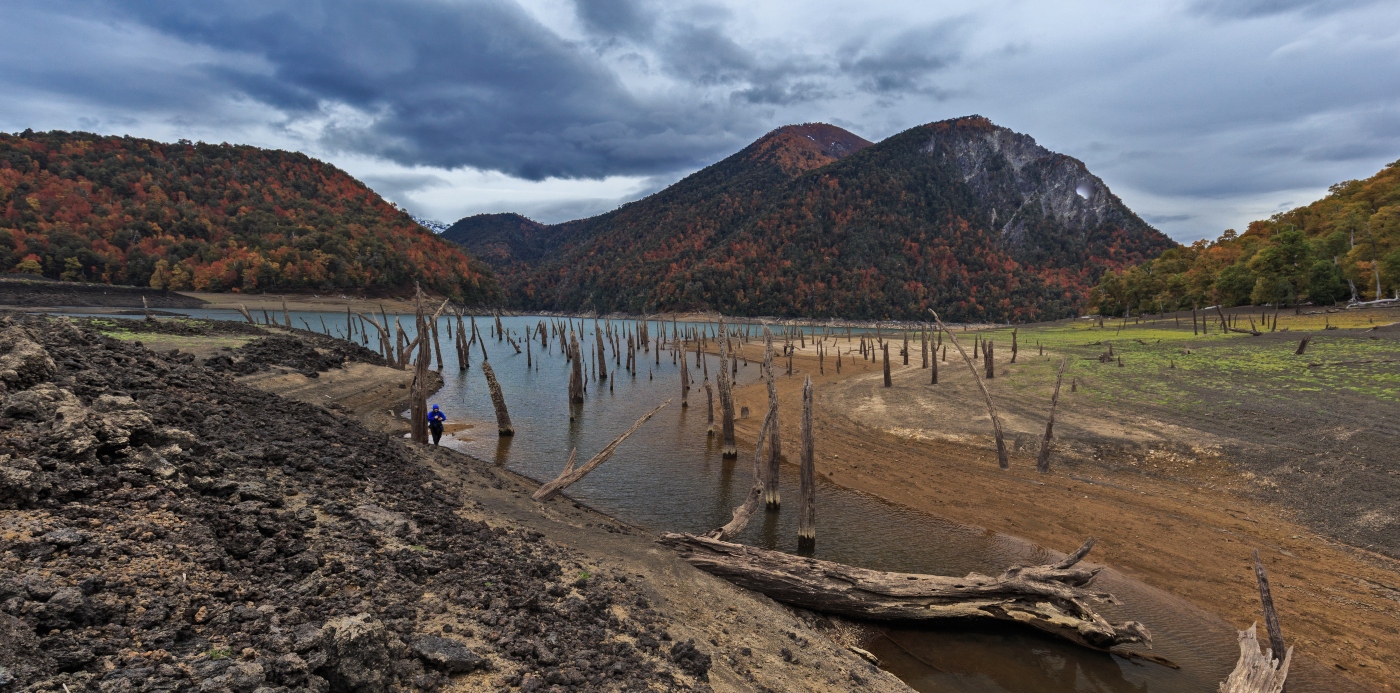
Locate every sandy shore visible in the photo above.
<box><xmin>723</xmin><ymin>338</ymin><xmax>1395</xmax><ymax>691</ymax></box>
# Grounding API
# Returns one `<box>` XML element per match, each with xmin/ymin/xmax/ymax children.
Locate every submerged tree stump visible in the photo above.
<box><xmin>481</xmin><ymin>361</ymin><xmax>513</xmax><ymax>436</ymax></box>
<box><xmin>798</xmin><ymin>376</ymin><xmax>816</xmax><ymax>552</ymax></box>
<box><xmin>657</xmin><ymin>534</ymin><xmax>1152</xmax><ymax>651</ymax></box>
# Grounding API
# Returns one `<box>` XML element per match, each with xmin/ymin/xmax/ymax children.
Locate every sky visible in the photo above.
<box><xmin>3</xmin><ymin>0</ymin><xmax>1399</xmax><ymax>243</ymax></box>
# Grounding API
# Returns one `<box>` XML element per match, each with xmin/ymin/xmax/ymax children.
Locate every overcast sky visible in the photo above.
<box><xmin>4</xmin><ymin>0</ymin><xmax>1398</xmax><ymax>242</ymax></box>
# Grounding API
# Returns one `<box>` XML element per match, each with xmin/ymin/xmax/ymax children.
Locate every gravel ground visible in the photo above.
<box><xmin>0</xmin><ymin>313</ymin><xmax>713</xmax><ymax>692</ymax></box>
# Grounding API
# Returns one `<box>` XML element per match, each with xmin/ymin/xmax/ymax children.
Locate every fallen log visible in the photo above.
<box><xmin>657</xmin><ymin>533</ymin><xmax>1151</xmax><ymax>651</ymax></box>
<box><xmin>533</xmin><ymin>399</ymin><xmax>670</xmax><ymax>501</ymax></box>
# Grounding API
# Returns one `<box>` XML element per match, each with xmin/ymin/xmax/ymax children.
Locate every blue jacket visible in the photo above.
<box><xmin>427</xmin><ymin>410</ymin><xmax>446</xmax><ymax>426</ymax></box>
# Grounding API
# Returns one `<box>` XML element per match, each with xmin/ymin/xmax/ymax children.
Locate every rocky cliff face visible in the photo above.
<box><xmin>924</xmin><ymin>117</ymin><xmax>1153</xmax><ymax>251</ymax></box>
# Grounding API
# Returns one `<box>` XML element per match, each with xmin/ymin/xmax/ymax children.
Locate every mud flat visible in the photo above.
<box><xmin>0</xmin><ymin>314</ymin><xmax>904</xmax><ymax>693</ymax></box>
<box><xmin>0</xmin><ymin>277</ymin><xmax>205</xmax><ymax>310</ymax></box>
<box><xmin>728</xmin><ymin>316</ymin><xmax>1399</xmax><ymax>691</ymax></box>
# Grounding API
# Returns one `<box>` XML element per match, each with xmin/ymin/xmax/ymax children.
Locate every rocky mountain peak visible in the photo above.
<box><xmin>921</xmin><ymin>116</ymin><xmax>1152</xmax><ymax>245</ymax></box>
<box><xmin>744</xmin><ymin>123</ymin><xmax>873</xmax><ymax>175</ymax></box>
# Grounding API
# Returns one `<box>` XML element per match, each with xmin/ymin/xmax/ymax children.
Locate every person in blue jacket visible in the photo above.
<box><xmin>427</xmin><ymin>404</ymin><xmax>447</xmax><ymax>445</ymax></box>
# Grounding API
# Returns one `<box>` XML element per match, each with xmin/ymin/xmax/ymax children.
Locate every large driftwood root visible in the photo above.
<box><xmin>657</xmin><ymin>533</ymin><xmax>1151</xmax><ymax>650</ymax></box>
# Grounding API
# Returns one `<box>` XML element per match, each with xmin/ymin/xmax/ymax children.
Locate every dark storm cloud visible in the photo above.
<box><xmin>53</xmin><ymin>0</ymin><xmax>747</xmax><ymax>180</ymax></box>
<box><xmin>837</xmin><ymin>22</ymin><xmax>965</xmax><ymax>96</ymax></box>
<box><xmin>574</xmin><ymin>0</ymin><xmax>655</xmax><ymax>39</ymax></box>
<box><xmin>1190</xmin><ymin>0</ymin><xmax>1383</xmax><ymax>18</ymax></box>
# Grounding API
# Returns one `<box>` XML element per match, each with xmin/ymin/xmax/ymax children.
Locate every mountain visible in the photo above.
<box><xmin>0</xmin><ymin>130</ymin><xmax>498</xmax><ymax>302</ymax></box>
<box><xmin>447</xmin><ymin>117</ymin><xmax>1172</xmax><ymax>321</ymax></box>
<box><xmin>1093</xmin><ymin>158</ymin><xmax>1400</xmax><ymax>314</ymax></box>
<box><xmin>411</xmin><ymin>215</ymin><xmax>451</xmax><ymax>234</ymax></box>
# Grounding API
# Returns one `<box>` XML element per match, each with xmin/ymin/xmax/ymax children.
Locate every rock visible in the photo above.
<box><xmin>320</xmin><ymin>615</ymin><xmax>401</xmax><ymax>693</ymax></box>
<box><xmin>0</xmin><ymin>612</ymin><xmax>53</xmax><ymax>683</ymax></box>
<box><xmin>21</xmin><ymin>575</ymin><xmax>56</xmax><ymax>601</ymax></box>
<box><xmin>41</xmin><ymin>527</ymin><xmax>85</xmax><ymax>547</ymax></box>
<box><xmin>33</xmin><ymin>587</ymin><xmax>93</xmax><ymax>630</ymax></box>
<box><xmin>351</xmin><ymin>504</ymin><xmax>417</xmax><ymax>538</ymax></box>
<box><xmin>410</xmin><ymin>636</ymin><xmax>486</xmax><ymax>674</ymax></box>
<box><xmin>670</xmin><ymin>639</ymin><xmax>711</xmax><ymax>681</ymax></box>
<box><xmin>225</xmin><ymin>662</ymin><xmax>265</xmax><ymax>693</ymax></box>
<box><xmin>0</xmin><ymin>664</ymin><xmax>13</xmax><ymax>687</ymax></box>
<box><xmin>268</xmin><ymin>653</ymin><xmax>310</xmax><ymax>687</ymax></box>
<box><xmin>0</xmin><ymin>330</ymin><xmax>54</xmax><ymax>391</ymax></box>
<box><xmin>519</xmin><ymin>673</ymin><xmax>543</xmax><ymax>693</ymax></box>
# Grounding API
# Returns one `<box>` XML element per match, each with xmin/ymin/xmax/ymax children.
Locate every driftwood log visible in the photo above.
<box><xmin>657</xmin><ymin>533</ymin><xmax>1151</xmax><ymax>651</ymax></box>
<box><xmin>533</xmin><ymin>399</ymin><xmax>670</xmax><ymax>501</ymax></box>
<box><xmin>1219</xmin><ymin>549</ymin><xmax>1292</xmax><ymax>692</ymax></box>
<box><xmin>1219</xmin><ymin>625</ymin><xmax>1291</xmax><ymax>693</ymax></box>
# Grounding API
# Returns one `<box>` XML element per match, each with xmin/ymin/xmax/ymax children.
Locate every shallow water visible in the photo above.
<box><xmin>143</xmin><ymin>309</ymin><xmax>1355</xmax><ymax>692</ymax></box>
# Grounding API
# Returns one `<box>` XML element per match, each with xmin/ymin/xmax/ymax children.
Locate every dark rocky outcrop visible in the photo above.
<box><xmin>0</xmin><ymin>313</ymin><xmax>709</xmax><ymax>692</ymax></box>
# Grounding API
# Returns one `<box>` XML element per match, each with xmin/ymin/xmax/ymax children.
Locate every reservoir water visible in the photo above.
<box><xmin>143</xmin><ymin>308</ymin><xmax>1356</xmax><ymax>692</ymax></box>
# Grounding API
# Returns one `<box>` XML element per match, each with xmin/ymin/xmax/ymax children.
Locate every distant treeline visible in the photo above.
<box><xmin>1092</xmin><ymin>159</ymin><xmax>1400</xmax><ymax>314</ymax></box>
<box><xmin>0</xmin><ymin>130</ymin><xmax>498</xmax><ymax>302</ymax></box>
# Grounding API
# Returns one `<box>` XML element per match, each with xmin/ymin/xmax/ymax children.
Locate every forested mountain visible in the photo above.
<box><xmin>447</xmin><ymin>118</ymin><xmax>1172</xmax><ymax>321</ymax></box>
<box><xmin>0</xmin><ymin>130</ymin><xmax>498</xmax><ymax>301</ymax></box>
<box><xmin>1092</xmin><ymin>159</ymin><xmax>1400</xmax><ymax>315</ymax></box>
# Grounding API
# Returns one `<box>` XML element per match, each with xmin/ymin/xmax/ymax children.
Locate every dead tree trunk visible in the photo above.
<box><xmin>596</xmin><ymin>330</ymin><xmax>608</xmax><ymax>382</ymax></box>
<box><xmin>798</xmin><ymin>376</ymin><xmax>816</xmax><ymax>552</ymax></box>
<box><xmin>533</xmin><ymin>400</ymin><xmax>670</xmax><ymax>501</ymax></box>
<box><xmin>430</xmin><ymin>315</ymin><xmax>443</xmax><ymax>371</ymax></box>
<box><xmin>1294</xmin><ymin>336</ymin><xmax>1310</xmax><ymax>355</ymax></box>
<box><xmin>985</xmin><ymin>339</ymin><xmax>995</xmax><ymax>379</ymax></box>
<box><xmin>481</xmin><ymin>361</ymin><xmax>513</xmax><ymax>436</ymax></box>
<box><xmin>1219</xmin><ymin>550</ymin><xmax>1292</xmax><ymax>693</ymax></box>
<box><xmin>1011</xmin><ymin>328</ymin><xmax>1018</xmax><ymax>363</ymax></box>
<box><xmin>680</xmin><ymin>355</ymin><xmax>690</xmax><ymax>408</ymax></box>
<box><xmin>704</xmin><ymin>378</ymin><xmax>716</xmax><ymax>436</ymax></box>
<box><xmin>568</xmin><ymin>334</ymin><xmax>584</xmax><ymax>404</ymax></box>
<box><xmin>762</xmin><ymin>329</ymin><xmax>781</xmax><ymax>508</ymax></box>
<box><xmin>657</xmin><ymin>533</ymin><xmax>1151</xmax><ymax>651</ymax></box>
<box><xmin>237</xmin><ymin>304</ymin><xmax>256</xmax><ymax>324</ymax></box>
<box><xmin>409</xmin><ymin>312</ymin><xmax>431</xmax><ymax>445</ymax></box>
<box><xmin>719</xmin><ymin>327</ymin><xmax>737</xmax><ymax>458</ymax></box>
<box><xmin>708</xmin><ymin>399</ymin><xmax>773</xmax><ymax>540</ymax></box>
<box><xmin>902</xmin><ymin>332</ymin><xmax>909</xmax><ymax>366</ymax></box>
<box><xmin>882</xmin><ymin>344</ymin><xmax>892</xmax><ymax>387</ymax></box>
<box><xmin>282</xmin><ymin>298</ymin><xmax>292</xmax><ymax>330</ymax></box>
<box><xmin>1037</xmin><ymin>358</ymin><xmax>1068</xmax><ymax>474</ymax></box>
<box><xmin>930</xmin><ymin>310</ymin><xmax>1009</xmax><ymax>469</ymax></box>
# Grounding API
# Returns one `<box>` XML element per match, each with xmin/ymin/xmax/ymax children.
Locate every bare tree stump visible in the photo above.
<box><xmin>762</xmin><ymin>329</ymin><xmax>781</xmax><ymax>508</ymax></box>
<box><xmin>568</xmin><ymin>334</ymin><xmax>584</xmax><ymax>404</ymax></box>
<box><xmin>798</xmin><ymin>376</ymin><xmax>816</xmax><ymax>552</ymax></box>
<box><xmin>704</xmin><ymin>378</ymin><xmax>716</xmax><ymax>436</ymax></box>
<box><xmin>480</xmin><ymin>361</ymin><xmax>513</xmax><ymax>436</ymax></box>
<box><xmin>1294</xmin><ymin>336</ymin><xmax>1310</xmax><ymax>355</ymax></box>
<box><xmin>719</xmin><ymin>330</ymin><xmax>738</xmax><ymax>458</ymax></box>
<box><xmin>882</xmin><ymin>344</ymin><xmax>892</xmax><ymax>387</ymax></box>
<box><xmin>657</xmin><ymin>533</ymin><xmax>1152</xmax><ymax>651</ymax></box>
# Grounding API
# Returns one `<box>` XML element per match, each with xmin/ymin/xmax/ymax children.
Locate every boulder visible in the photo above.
<box><xmin>410</xmin><ymin>636</ymin><xmax>486</xmax><ymax>674</ymax></box>
<box><xmin>318</xmin><ymin>615</ymin><xmax>402</xmax><ymax>693</ymax></box>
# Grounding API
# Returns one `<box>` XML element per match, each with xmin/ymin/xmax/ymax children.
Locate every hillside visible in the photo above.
<box><xmin>447</xmin><ymin>118</ymin><xmax>1171</xmax><ymax>321</ymax></box>
<box><xmin>0</xmin><ymin>130</ymin><xmax>498</xmax><ymax>302</ymax></box>
<box><xmin>1092</xmin><ymin>159</ymin><xmax>1400</xmax><ymax>314</ymax></box>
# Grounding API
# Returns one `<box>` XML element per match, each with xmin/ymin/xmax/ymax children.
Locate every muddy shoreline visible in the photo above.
<box><xmin>0</xmin><ymin>314</ymin><xmax>906</xmax><ymax>693</ymax></box>
<box><xmin>726</xmin><ymin>339</ymin><xmax>1395</xmax><ymax>691</ymax></box>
